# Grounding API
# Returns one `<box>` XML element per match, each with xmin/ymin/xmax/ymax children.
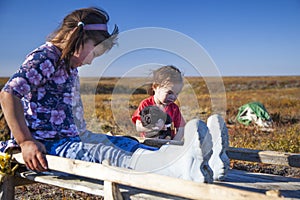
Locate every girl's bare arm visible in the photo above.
<box><xmin>0</xmin><ymin>91</ymin><xmax>48</xmax><ymax>171</ymax></box>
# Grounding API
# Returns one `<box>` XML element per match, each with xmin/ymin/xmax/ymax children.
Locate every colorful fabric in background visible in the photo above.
<box><xmin>0</xmin><ymin>139</ymin><xmax>19</xmax><ymax>153</ymax></box>
<box><xmin>236</xmin><ymin>102</ymin><xmax>272</xmax><ymax>128</ymax></box>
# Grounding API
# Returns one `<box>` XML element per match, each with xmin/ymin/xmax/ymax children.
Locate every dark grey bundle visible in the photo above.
<box><xmin>139</xmin><ymin>106</ymin><xmax>172</xmax><ymax>139</ymax></box>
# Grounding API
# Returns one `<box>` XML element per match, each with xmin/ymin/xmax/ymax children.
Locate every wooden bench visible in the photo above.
<box><xmin>0</xmin><ymin>147</ymin><xmax>299</xmax><ymax>200</ymax></box>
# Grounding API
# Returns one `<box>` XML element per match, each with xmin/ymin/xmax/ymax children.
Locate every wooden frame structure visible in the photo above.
<box><xmin>0</xmin><ymin>147</ymin><xmax>299</xmax><ymax>200</ymax></box>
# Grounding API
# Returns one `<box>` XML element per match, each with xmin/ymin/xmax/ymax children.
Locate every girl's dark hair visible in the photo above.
<box><xmin>48</xmin><ymin>7</ymin><xmax>118</xmax><ymax>72</ymax></box>
<box><xmin>148</xmin><ymin>65</ymin><xmax>183</xmax><ymax>95</ymax></box>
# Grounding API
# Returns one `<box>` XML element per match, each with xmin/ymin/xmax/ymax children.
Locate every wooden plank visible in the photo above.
<box><xmin>226</xmin><ymin>147</ymin><xmax>300</xmax><ymax>167</ymax></box>
<box><xmin>16</xmin><ymin>169</ymin><xmax>300</xmax><ymax>199</ymax></box>
<box><xmin>17</xmin><ymin>170</ymin><xmax>105</xmax><ymax>196</ymax></box>
<box><xmin>140</xmin><ymin>138</ymin><xmax>184</xmax><ymax>146</ymax></box>
<box><xmin>17</xmin><ymin>170</ymin><xmax>186</xmax><ymax>200</ymax></box>
<box><xmin>13</xmin><ymin>153</ymin><xmax>284</xmax><ymax>200</ymax></box>
<box><xmin>11</xmin><ymin>175</ymin><xmax>36</xmax><ymax>187</ymax></box>
<box><xmin>217</xmin><ymin>169</ymin><xmax>300</xmax><ymax>199</ymax></box>
<box><xmin>18</xmin><ymin>170</ymin><xmax>192</xmax><ymax>199</ymax></box>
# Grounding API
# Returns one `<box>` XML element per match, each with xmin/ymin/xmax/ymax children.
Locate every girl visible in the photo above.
<box><xmin>132</xmin><ymin>65</ymin><xmax>186</xmax><ymax>140</ymax></box>
<box><xmin>0</xmin><ymin>6</ymin><xmax>155</xmax><ymax>170</ymax></box>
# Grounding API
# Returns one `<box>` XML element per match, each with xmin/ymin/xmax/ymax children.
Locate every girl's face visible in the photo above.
<box><xmin>153</xmin><ymin>82</ymin><xmax>183</xmax><ymax>106</ymax></box>
<box><xmin>71</xmin><ymin>40</ymin><xmax>106</xmax><ymax>68</ymax></box>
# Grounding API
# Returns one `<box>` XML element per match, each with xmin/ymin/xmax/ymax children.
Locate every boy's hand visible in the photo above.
<box><xmin>153</xmin><ymin>118</ymin><xmax>165</xmax><ymax>131</ymax></box>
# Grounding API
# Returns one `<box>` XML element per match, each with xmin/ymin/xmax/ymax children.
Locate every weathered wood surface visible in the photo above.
<box><xmin>15</xmin><ymin>168</ymin><xmax>300</xmax><ymax>199</ymax></box>
<box><xmin>16</xmin><ymin>170</ymin><xmax>185</xmax><ymax>200</ymax></box>
<box><xmin>0</xmin><ymin>175</ymin><xmax>14</xmax><ymax>200</ymax></box>
<box><xmin>226</xmin><ymin>147</ymin><xmax>300</xmax><ymax>167</ymax></box>
<box><xmin>217</xmin><ymin>169</ymin><xmax>300</xmax><ymax>199</ymax></box>
<box><xmin>13</xmin><ymin>153</ymin><xmax>296</xmax><ymax>200</ymax></box>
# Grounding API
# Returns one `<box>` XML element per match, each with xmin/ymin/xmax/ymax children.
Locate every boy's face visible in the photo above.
<box><xmin>153</xmin><ymin>83</ymin><xmax>183</xmax><ymax>105</ymax></box>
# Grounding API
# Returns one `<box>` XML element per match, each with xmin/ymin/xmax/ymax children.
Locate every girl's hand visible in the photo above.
<box><xmin>19</xmin><ymin>140</ymin><xmax>48</xmax><ymax>171</ymax></box>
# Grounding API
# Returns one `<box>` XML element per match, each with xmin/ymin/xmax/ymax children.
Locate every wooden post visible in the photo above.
<box><xmin>0</xmin><ymin>174</ymin><xmax>14</xmax><ymax>200</ymax></box>
<box><xmin>102</xmin><ymin>160</ymin><xmax>123</xmax><ymax>200</ymax></box>
<box><xmin>104</xmin><ymin>181</ymin><xmax>123</xmax><ymax>200</ymax></box>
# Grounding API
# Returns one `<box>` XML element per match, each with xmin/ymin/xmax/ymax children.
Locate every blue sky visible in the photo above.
<box><xmin>0</xmin><ymin>0</ymin><xmax>299</xmax><ymax>77</ymax></box>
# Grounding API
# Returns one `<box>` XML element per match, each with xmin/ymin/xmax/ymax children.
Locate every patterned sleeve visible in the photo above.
<box><xmin>2</xmin><ymin>46</ymin><xmax>57</xmax><ymax>99</ymax></box>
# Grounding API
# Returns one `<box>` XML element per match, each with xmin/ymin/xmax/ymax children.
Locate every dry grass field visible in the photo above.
<box><xmin>1</xmin><ymin>75</ymin><xmax>299</xmax><ymax>155</ymax></box>
<box><xmin>0</xmin><ymin>76</ymin><xmax>299</xmax><ymax>199</ymax></box>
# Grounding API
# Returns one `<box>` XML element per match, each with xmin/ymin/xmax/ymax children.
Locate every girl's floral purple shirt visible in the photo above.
<box><xmin>2</xmin><ymin>42</ymin><xmax>86</xmax><ymax>141</ymax></box>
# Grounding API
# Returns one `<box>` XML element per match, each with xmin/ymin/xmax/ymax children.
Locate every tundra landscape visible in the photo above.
<box><xmin>0</xmin><ymin>76</ymin><xmax>299</xmax><ymax>199</ymax></box>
